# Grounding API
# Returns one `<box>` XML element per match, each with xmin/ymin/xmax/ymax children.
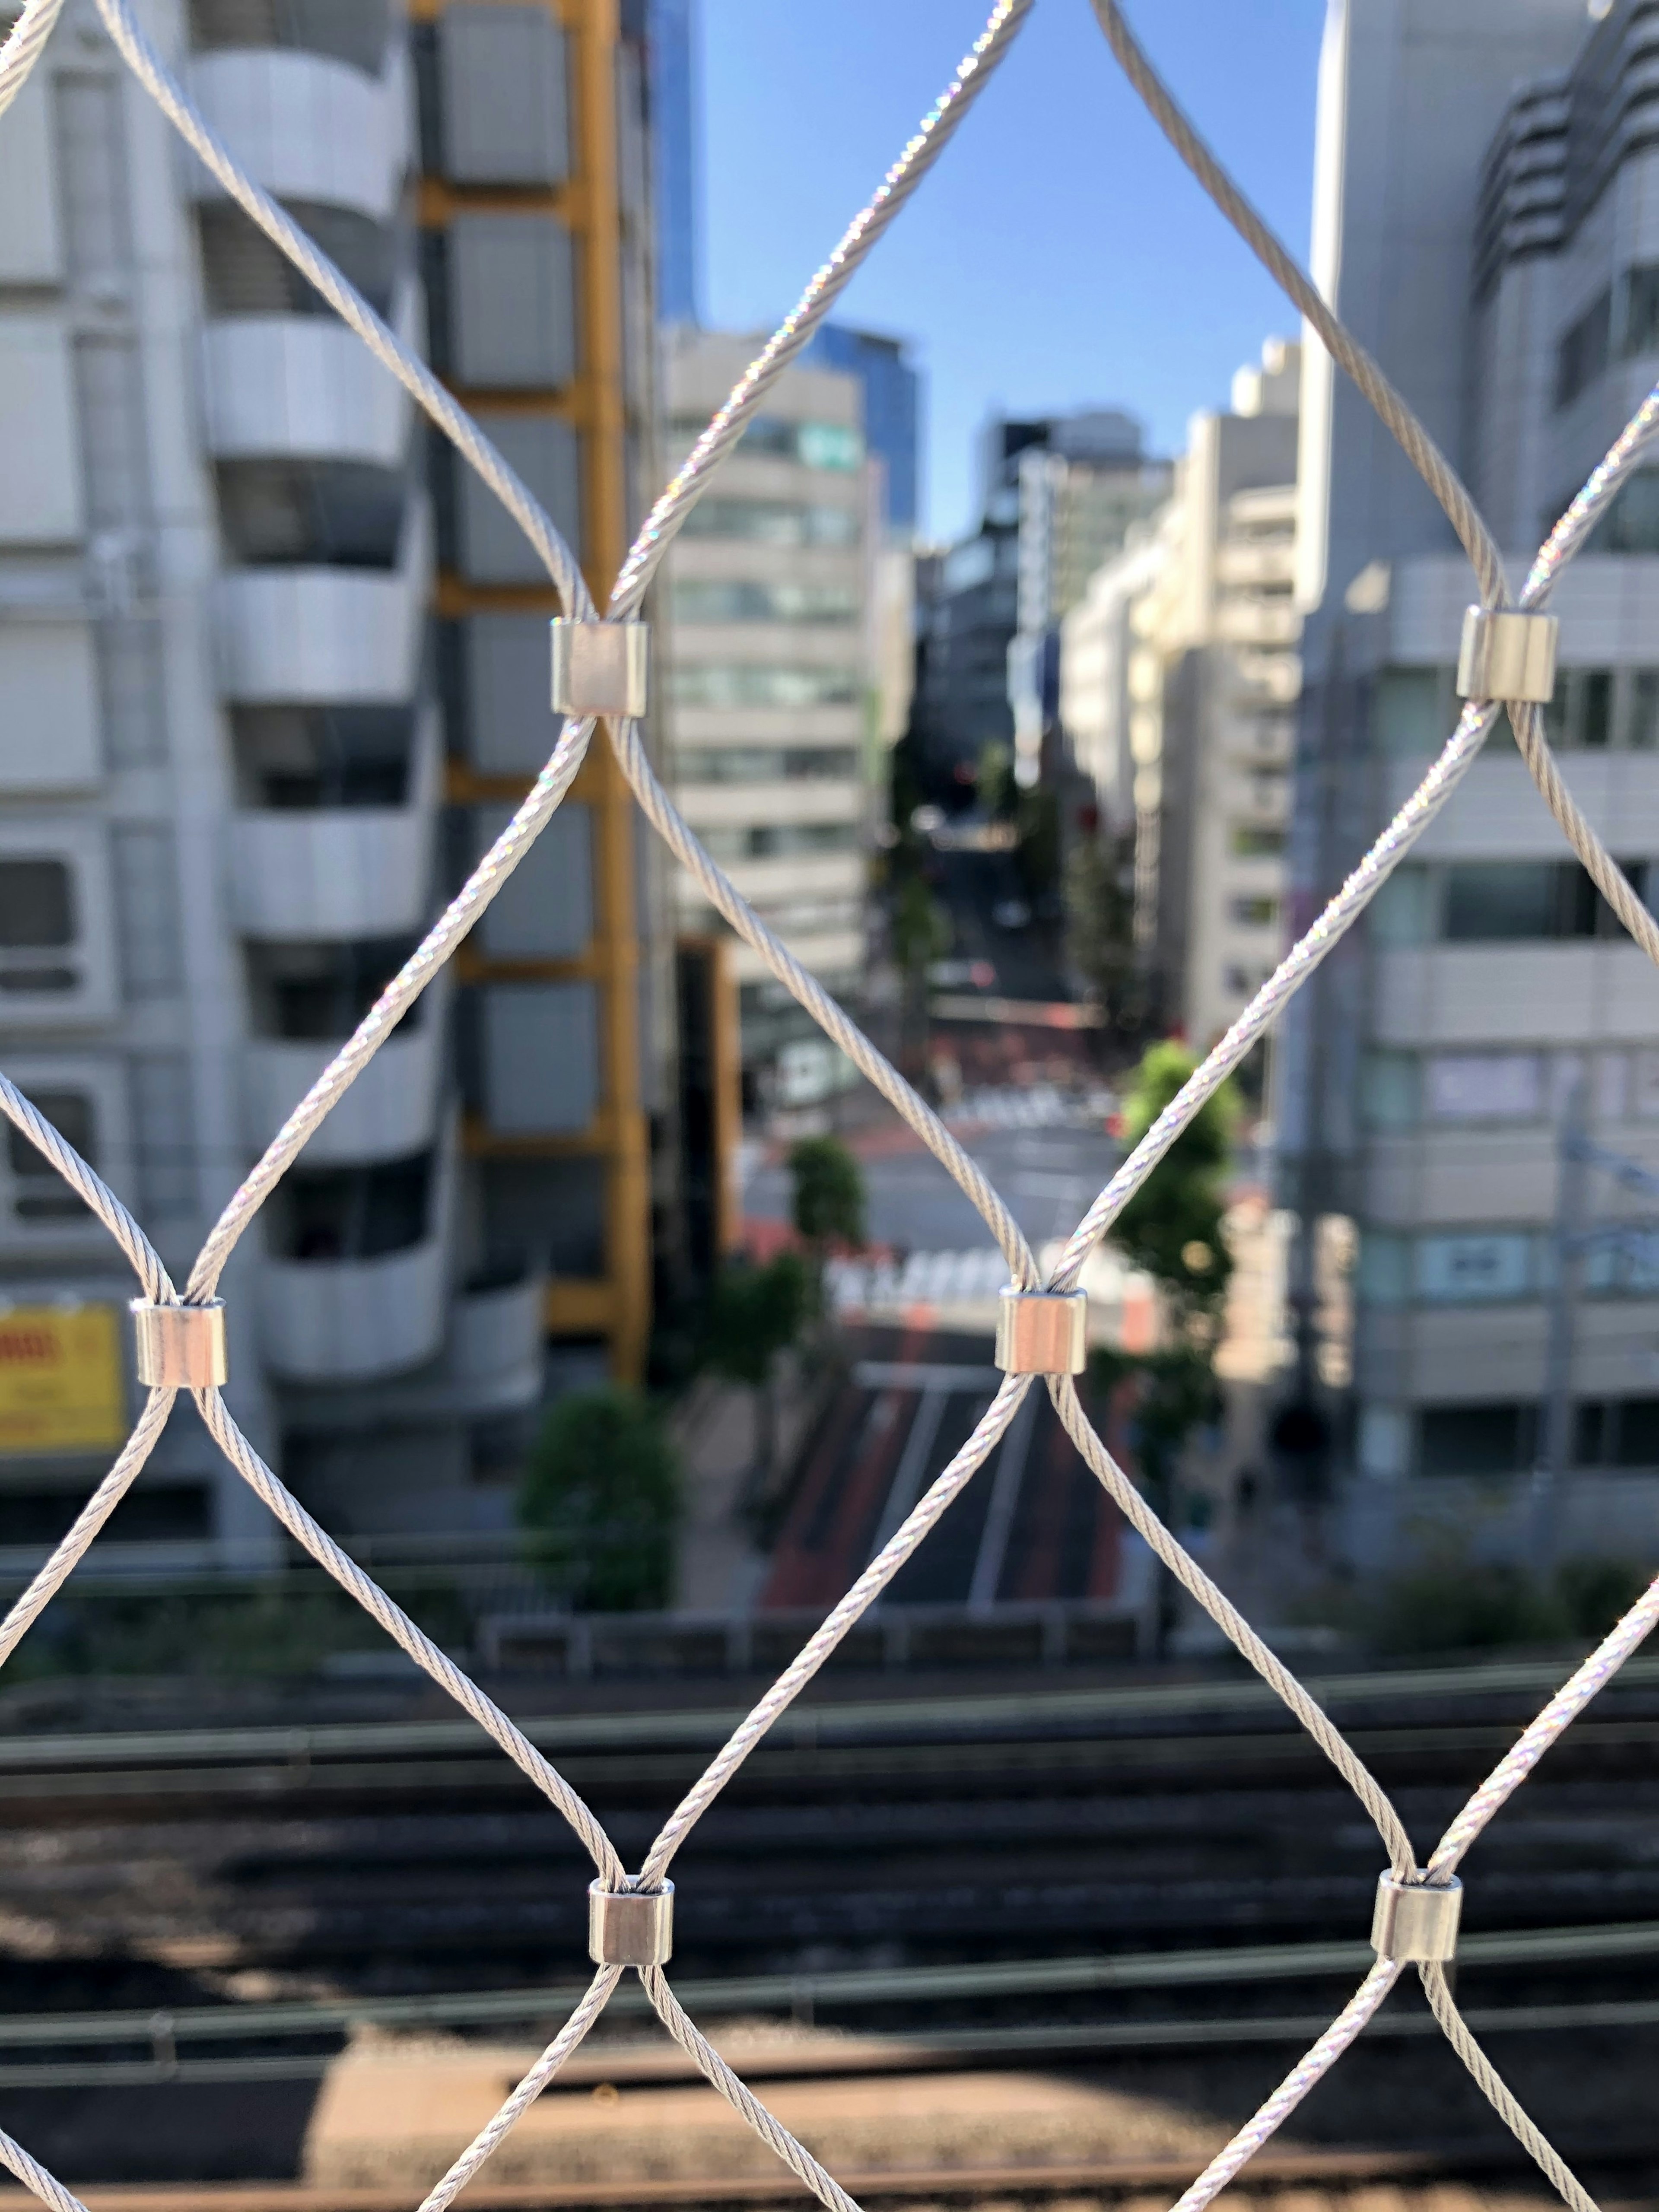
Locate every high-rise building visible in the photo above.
<box><xmin>647</xmin><ymin>0</ymin><xmax>697</xmax><ymax>328</ymax></box>
<box><xmin>913</xmin><ymin>409</ymin><xmax>1166</xmax><ymax>783</ymax></box>
<box><xmin>1060</xmin><ymin>340</ymin><xmax>1301</xmax><ymax>1051</ymax></box>
<box><xmin>1278</xmin><ymin>0</ymin><xmax>1659</xmax><ymax>1554</ymax></box>
<box><xmin>799</xmin><ymin>325</ymin><xmax>920</xmax><ymax>537</ymax></box>
<box><xmin>661</xmin><ymin>327</ymin><xmax>874</xmax><ymax>1102</ymax></box>
<box><xmin>0</xmin><ymin>0</ymin><xmax>670</xmax><ymax>1569</ymax></box>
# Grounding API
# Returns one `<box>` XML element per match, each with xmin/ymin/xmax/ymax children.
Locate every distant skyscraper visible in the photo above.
<box><xmin>801</xmin><ymin>326</ymin><xmax>920</xmax><ymax>535</ymax></box>
<box><xmin>650</xmin><ymin>0</ymin><xmax>699</xmax><ymax>326</ymax></box>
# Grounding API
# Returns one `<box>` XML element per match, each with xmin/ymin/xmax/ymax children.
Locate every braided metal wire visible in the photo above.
<box><xmin>0</xmin><ymin>3</ymin><xmax>1653</xmax><ymax>2211</ymax></box>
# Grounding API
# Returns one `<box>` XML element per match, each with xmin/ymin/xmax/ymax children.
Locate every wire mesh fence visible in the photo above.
<box><xmin>0</xmin><ymin>1</ymin><xmax>1658</xmax><ymax>2209</ymax></box>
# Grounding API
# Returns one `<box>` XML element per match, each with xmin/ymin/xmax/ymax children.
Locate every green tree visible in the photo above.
<box><xmin>1100</xmin><ymin>1039</ymin><xmax>1241</xmax><ymax>1650</ymax></box>
<box><xmin>517</xmin><ymin>1386</ymin><xmax>680</xmax><ymax>1612</ymax></box>
<box><xmin>1112</xmin><ymin>1038</ymin><xmax>1239</xmax><ymax>1318</ymax></box>
<box><xmin>789</xmin><ymin>1135</ymin><xmax>865</xmax><ymax>1255</ymax></box>
<box><xmin>977</xmin><ymin>740</ymin><xmax>1017</xmax><ymax>821</ymax></box>
<box><xmin>700</xmin><ymin>1251</ymin><xmax>813</xmax><ymax>1496</ymax></box>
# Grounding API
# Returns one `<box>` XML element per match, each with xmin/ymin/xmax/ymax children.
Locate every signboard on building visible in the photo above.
<box><xmin>0</xmin><ymin>1303</ymin><xmax>125</xmax><ymax>1455</ymax></box>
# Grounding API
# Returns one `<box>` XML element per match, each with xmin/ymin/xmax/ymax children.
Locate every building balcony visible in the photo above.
<box><xmin>275</xmin><ymin>1269</ymin><xmax>546</xmax><ymax>1428</ymax></box>
<box><xmin>186</xmin><ymin>47</ymin><xmax>408</xmax><ymax>223</ymax></box>
<box><xmin>200</xmin><ymin>283</ymin><xmax>419</xmax><ymax>469</ymax></box>
<box><xmin>216</xmin><ymin>501</ymin><xmax>430</xmax><ymax>703</ymax></box>
<box><xmin>229</xmin><ymin>709</ymin><xmax>439</xmax><ymax>941</ymax></box>
<box><xmin>730</xmin><ymin>928</ymin><xmax>863</xmax><ymax>984</ymax></box>
<box><xmin>675</xmin><ymin>779</ymin><xmax>864</xmax><ymax>833</ymax></box>
<box><xmin>261</xmin><ymin>1234</ymin><xmax>448</xmax><ymax>1382</ymax></box>
<box><xmin>260</xmin><ymin>1131</ymin><xmax>454</xmax><ymax>1384</ymax></box>
<box><xmin>242</xmin><ymin>975</ymin><xmax>449</xmax><ymax>1166</ymax></box>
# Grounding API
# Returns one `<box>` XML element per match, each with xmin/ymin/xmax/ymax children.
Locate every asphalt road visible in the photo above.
<box><xmin>744</xmin><ymin>1112</ymin><xmax>1122</xmax><ymax>1258</ymax></box>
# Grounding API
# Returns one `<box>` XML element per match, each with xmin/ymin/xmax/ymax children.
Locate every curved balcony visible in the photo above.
<box><xmin>261</xmin><ymin>1236</ymin><xmax>447</xmax><ymax>1382</ymax></box>
<box><xmin>186</xmin><ymin>48</ymin><xmax>407</xmax><ymax>222</ymax></box>
<box><xmin>229</xmin><ymin>709</ymin><xmax>439</xmax><ymax>941</ymax></box>
<box><xmin>201</xmin><ymin>283</ymin><xmax>418</xmax><ymax>467</ymax></box>
<box><xmin>242</xmin><ymin>975</ymin><xmax>448</xmax><ymax>1165</ymax></box>
<box><xmin>216</xmin><ymin>501</ymin><xmax>430</xmax><ymax>703</ymax></box>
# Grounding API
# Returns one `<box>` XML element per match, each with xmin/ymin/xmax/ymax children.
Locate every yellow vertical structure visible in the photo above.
<box><xmin>420</xmin><ymin>0</ymin><xmax>652</xmax><ymax>1384</ymax></box>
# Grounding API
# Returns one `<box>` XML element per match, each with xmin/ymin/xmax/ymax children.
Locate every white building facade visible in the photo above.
<box><xmin>1280</xmin><ymin>0</ymin><xmax>1659</xmax><ymax>1556</ymax></box>
<box><xmin>661</xmin><ymin>327</ymin><xmax>873</xmax><ymax>1098</ymax></box>
<box><xmin>0</xmin><ymin>0</ymin><xmax>558</xmax><ymax>1570</ymax></box>
<box><xmin>1059</xmin><ymin>340</ymin><xmax>1301</xmax><ymax>1057</ymax></box>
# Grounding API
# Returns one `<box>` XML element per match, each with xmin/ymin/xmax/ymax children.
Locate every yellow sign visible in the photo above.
<box><xmin>0</xmin><ymin>1304</ymin><xmax>126</xmax><ymax>1455</ymax></box>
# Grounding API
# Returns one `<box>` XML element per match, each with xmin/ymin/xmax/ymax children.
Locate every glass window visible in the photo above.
<box><xmin>1369</xmin><ymin>864</ymin><xmax>1432</xmax><ymax>947</ymax></box>
<box><xmin>1417</xmin><ymin>1402</ymin><xmax>1534</xmax><ymax>1477</ymax></box>
<box><xmin>1598</xmin><ymin>468</ymin><xmax>1659</xmax><ymax>553</ymax></box>
<box><xmin>667</xmin><ymin>665</ymin><xmax>861</xmax><ymax>711</ymax></box>
<box><xmin>1630</xmin><ymin>671</ymin><xmax>1659</xmax><ymax>750</ymax></box>
<box><xmin>1372</xmin><ymin>669</ymin><xmax>1444</xmax><ymax>757</ymax></box>
<box><xmin>679</xmin><ymin>500</ymin><xmax>858</xmax><ymax>547</ymax></box>
<box><xmin>1357</xmin><ymin>1230</ymin><xmax>1410</xmax><ymax>1306</ymax></box>
<box><xmin>1416</xmin><ymin>1231</ymin><xmax>1533</xmax><ymax>1303</ymax></box>
<box><xmin>677</xmin><ymin>747</ymin><xmax>859</xmax><ymax>783</ymax></box>
<box><xmin>1229</xmin><ymin>895</ymin><xmax>1278</xmax><ymax>926</ymax></box>
<box><xmin>1621</xmin><ymin>264</ymin><xmax>1659</xmax><ymax>359</ymax></box>
<box><xmin>1615</xmin><ymin>1396</ymin><xmax>1659</xmax><ymax>1466</ymax></box>
<box><xmin>669</xmin><ymin>580</ymin><xmax>858</xmax><ymax>625</ymax></box>
<box><xmin>1443</xmin><ymin>862</ymin><xmax>1570</xmax><ymax>941</ymax></box>
<box><xmin>1554</xmin><ymin>287</ymin><xmax>1611</xmax><ymax>409</ymax></box>
<box><xmin>699</xmin><ymin>823</ymin><xmax>859</xmax><ymax>862</ymax></box>
<box><xmin>1359</xmin><ymin>1050</ymin><xmax>1420</xmax><ymax>1131</ymax></box>
<box><xmin>1424</xmin><ymin>1053</ymin><xmax>1541</xmax><ymax>1121</ymax></box>
<box><xmin>0</xmin><ymin>861</ymin><xmax>72</xmax><ymax>949</ymax></box>
<box><xmin>6</xmin><ymin>1090</ymin><xmax>95</xmax><ymax>1221</ymax></box>
<box><xmin>1229</xmin><ymin>826</ymin><xmax>1284</xmax><ymax>858</ymax></box>
<box><xmin>275</xmin><ymin>1151</ymin><xmax>432</xmax><ymax>1262</ymax></box>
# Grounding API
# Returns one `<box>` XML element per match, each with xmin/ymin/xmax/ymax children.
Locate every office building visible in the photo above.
<box><xmin>647</xmin><ymin>0</ymin><xmax>698</xmax><ymax>328</ymax></box>
<box><xmin>1060</xmin><ymin>340</ymin><xmax>1301</xmax><ymax>1050</ymax></box>
<box><xmin>1278</xmin><ymin>0</ymin><xmax>1659</xmax><ymax>1552</ymax></box>
<box><xmin>661</xmin><ymin>327</ymin><xmax>873</xmax><ymax>1099</ymax></box>
<box><xmin>915</xmin><ymin>410</ymin><xmax>1166</xmax><ymax>783</ymax></box>
<box><xmin>0</xmin><ymin>0</ymin><xmax>669</xmax><ymax>1569</ymax></box>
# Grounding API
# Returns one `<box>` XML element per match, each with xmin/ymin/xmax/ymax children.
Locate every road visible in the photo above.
<box><xmin>744</xmin><ymin>1098</ymin><xmax>1121</xmax><ymax>1259</ymax></box>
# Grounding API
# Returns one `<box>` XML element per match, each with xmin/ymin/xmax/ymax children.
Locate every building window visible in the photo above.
<box><xmin>1542</xmin><ymin>668</ymin><xmax>1612</xmax><ymax>750</ymax></box>
<box><xmin>1440</xmin><ymin>858</ymin><xmax>1643</xmax><ymax>942</ymax></box>
<box><xmin>677</xmin><ymin>747</ymin><xmax>860</xmax><ymax>783</ymax></box>
<box><xmin>0</xmin><ymin>860</ymin><xmax>76</xmax><ymax>995</ymax></box>
<box><xmin>1415</xmin><ymin>1231</ymin><xmax>1534</xmax><ymax>1303</ymax></box>
<box><xmin>1229</xmin><ymin>826</ymin><xmax>1284</xmax><ymax>858</ymax></box>
<box><xmin>245</xmin><ymin>937</ymin><xmax>423</xmax><ymax>1043</ymax></box>
<box><xmin>272</xmin><ymin>1150</ymin><xmax>433</xmax><ymax>1263</ymax></box>
<box><xmin>1229</xmin><ymin>895</ymin><xmax>1279</xmax><ymax>927</ymax></box>
<box><xmin>188</xmin><ymin>0</ymin><xmax>390</xmax><ymax>72</ymax></box>
<box><xmin>668</xmin><ymin>415</ymin><xmax>863</xmax><ymax>471</ymax></box>
<box><xmin>1554</xmin><ymin>287</ymin><xmax>1611</xmax><ymax>409</ymax></box>
<box><xmin>699</xmin><ymin>823</ymin><xmax>860</xmax><ymax>862</ymax></box>
<box><xmin>1575</xmin><ymin>1395</ymin><xmax>1659</xmax><ymax>1468</ymax></box>
<box><xmin>680</xmin><ymin>500</ymin><xmax>859</xmax><ymax>548</ymax></box>
<box><xmin>197</xmin><ymin>201</ymin><xmax>399</xmax><ymax>318</ymax></box>
<box><xmin>216</xmin><ymin>460</ymin><xmax>408</xmax><ymax>570</ymax></box>
<box><xmin>1417</xmin><ymin>1402</ymin><xmax>1535</xmax><ymax>1477</ymax></box>
<box><xmin>5</xmin><ymin>1090</ymin><xmax>95</xmax><ymax>1222</ymax></box>
<box><xmin>669</xmin><ymin>580</ymin><xmax>859</xmax><ymax>625</ymax></box>
<box><xmin>667</xmin><ymin>665</ymin><xmax>861</xmax><ymax>711</ymax></box>
<box><xmin>231</xmin><ymin>705</ymin><xmax>415</xmax><ymax>809</ymax></box>
<box><xmin>1423</xmin><ymin>1052</ymin><xmax>1542</xmax><ymax>1122</ymax></box>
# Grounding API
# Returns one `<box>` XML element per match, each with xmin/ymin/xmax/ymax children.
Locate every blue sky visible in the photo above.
<box><xmin>700</xmin><ymin>0</ymin><xmax>1327</xmax><ymax>543</ymax></box>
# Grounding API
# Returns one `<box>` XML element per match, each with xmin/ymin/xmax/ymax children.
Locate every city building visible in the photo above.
<box><xmin>914</xmin><ymin>409</ymin><xmax>1166</xmax><ymax>785</ymax></box>
<box><xmin>1278</xmin><ymin>0</ymin><xmax>1659</xmax><ymax>1553</ymax></box>
<box><xmin>1059</xmin><ymin>340</ymin><xmax>1301</xmax><ymax>1053</ymax></box>
<box><xmin>647</xmin><ymin>0</ymin><xmax>698</xmax><ymax>328</ymax></box>
<box><xmin>0</xmin><ymin>0</ymin><xmax>671</xmax><ymax>1570</ymax></box>
<box><xmin>661</xmin><ymin>326</ymin><xmax>874</xmax><ymax>1100</ymax></box>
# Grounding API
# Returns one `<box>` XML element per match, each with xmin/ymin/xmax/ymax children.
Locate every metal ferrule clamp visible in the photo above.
<box><xmin>588</xmin><ymin>1879</ymin><xmax>674</xmax><ymax>1967</ymax></box>
<box><xmin>550</xmin><ymin>619</ymin><xmax>650</xmax><ymax>720</ymax></box>
<box><xmin>1371</xmin><ymin>1871</ymin><xmax>1461</xmax><ymax>1963</ymax></box>
<box><xmin>1456</xmin><ymin>607</ymin><xmax>1558</xmax><ymax>703</ymax></box>
<box><xmin>130</xmin><ymin>1299</ymin><xmax>228</xmax><ymax>1389</ymax></box>
<box><xmin>995</xmin><ymin>1290</ymin><xmax>1088</xmax><ymax>1376</ymax></box>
